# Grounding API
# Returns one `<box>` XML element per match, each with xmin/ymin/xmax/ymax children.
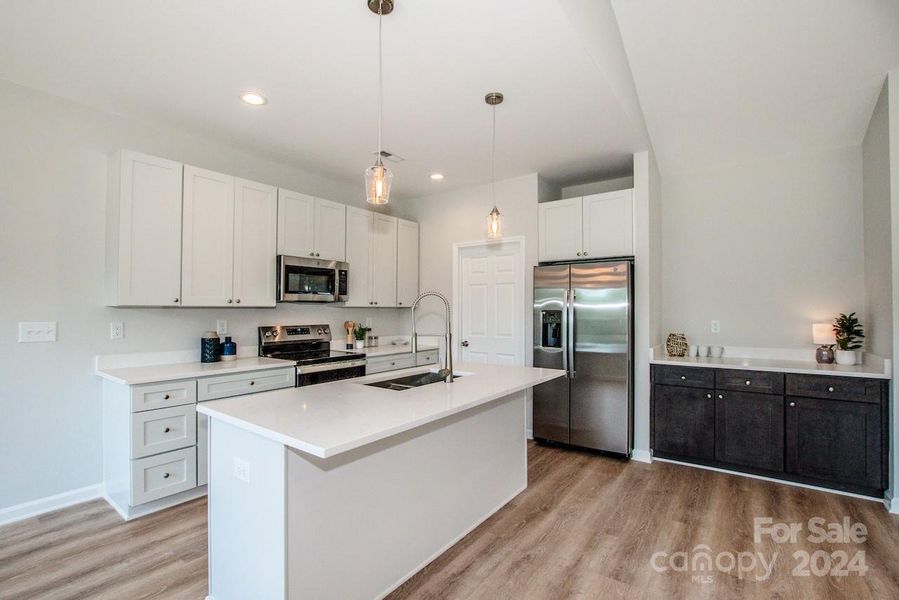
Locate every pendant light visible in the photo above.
<box><xmin>485</xmin><ymin>92</ymin><xmax>504</xmax><ymax>239</ymax></box>
<box><xmin>364</xmin><ymin>0</ymin><xmax>394</xmax><ymax>205</ymax></box>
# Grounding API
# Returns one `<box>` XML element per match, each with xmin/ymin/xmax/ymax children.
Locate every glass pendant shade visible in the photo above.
<box><xmin>487</xmin><ymin>206</ymin><xmax>503</xmax><ymax>239</ymax></box>
<box><xmin>365</xmin><ymin>161</ymin><xmax>392</xmax><ymax>205</ymax></box>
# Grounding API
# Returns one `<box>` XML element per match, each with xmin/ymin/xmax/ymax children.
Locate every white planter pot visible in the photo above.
<box><xmin>355</xmin><ymin>340</ymin><xmax>365</xmax><ymax>349</ymax></box>
<box><xmin>835</xmin><ymin>350</ymin><xmax>858</xmax><ymax>366</ymax></box>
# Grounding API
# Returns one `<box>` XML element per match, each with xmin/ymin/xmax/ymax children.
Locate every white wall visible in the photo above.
<box><xmin>560</xmin><ymin>176</ymin><xmax>634</xmax><ymax>199</ymax></box>
<box><xmin>0</xmin><ymin>81</ymin><xmax>411</xmax><ymax>510</ymax></box>
<box><xmin>661</xmin><ymin>145</ymin><xmax>866</xmax><ymax>349</ymax></box>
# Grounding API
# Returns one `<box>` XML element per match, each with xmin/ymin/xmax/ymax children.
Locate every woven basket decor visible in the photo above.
<box><xmin>666</xmin><ymin>333</ymin><xmax>688</xmax><ymax>357</ymax></box>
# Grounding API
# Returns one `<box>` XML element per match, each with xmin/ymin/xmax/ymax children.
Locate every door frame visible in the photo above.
<box><xmin>451</xmin><ymin>236</ymin><xmax>527</xmax><ymax>365</ymax></box>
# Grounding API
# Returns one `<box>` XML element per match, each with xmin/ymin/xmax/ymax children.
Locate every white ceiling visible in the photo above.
<box><xmin>611</xmin><ymin>0</ymin><xmax>899</xmax><ymax>175</ymax></box>
<box><xmin>0</xmin><ymin>0</ymin><xmax>648</xmax><ymax>199</ymax></box>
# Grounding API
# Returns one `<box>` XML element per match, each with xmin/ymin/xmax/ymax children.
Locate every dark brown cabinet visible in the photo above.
<box><xmin>650</xmin><ymin>364</ymin><xmax>888</xmax><ymax>497</ymax></box>
<box><xmin>715</xmin><ymin>391</ymin><xmax>783</xmax><ymax>472</ymax></box>
<box><xmin>652</xmin><ymin>384</ymin><xmax>715</xmax><ymax>460</ymax></box>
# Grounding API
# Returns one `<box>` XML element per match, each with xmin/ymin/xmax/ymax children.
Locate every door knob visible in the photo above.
<box><xmin>461</xmin><ymin>341</ymin><xmax>469</xmax><ymax>347</ymax></box>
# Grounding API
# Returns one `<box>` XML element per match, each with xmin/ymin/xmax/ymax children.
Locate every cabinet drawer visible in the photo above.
<box><xmin>785</xmin><ymin>374</ymin><xmax>878</xmax><ymax>403</ymax></box>
<box><xmin>131</xmin><ymin>404</ymin><xmax>197</xmax><ymax>459</ymax></box>
<box><xmin>715</xmin><ymin>369</ymin><xmax>784</xmax><ymax>395</ymax></box>
<box><xmin>415</xmin><ymin>350</ymin><xmax>439</xmax><ymax>367</ymax></box>
<box><xmin>130</xmin><ymin>380</ymin><xmax>197</xmax><ymax>412</ymax></box>
<box><xmin>197</xmin><ymin>367</ymin><xmax>295</xmax><ymax>401</ymax></box>
<box><xmin>130</xmin><ymin>447</ymin><xmax>197</xmax><ymax>506</ymax></box>
<box><xmin>652</xmin><ymin>364</ymin><xmax>714</xmax><ymax>388</ymax></box>
<box><xmin>366</xmin><ymin>354</ymin><xmax>415</xmax><ymax>375</ymax></box>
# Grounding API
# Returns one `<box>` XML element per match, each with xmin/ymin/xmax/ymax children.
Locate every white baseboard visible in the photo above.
<box><xmin>884</xmin><ymin>490</ymin><xmax>898</xmax><ymax>514</ymax></box>
<box><xmin>0</xmin><ymin>483</ymin><xmax>103</xmax><ymax>527</ymax></box>
<box><xmin>631</xmin><ymin>448</ymin><xmax>652</xmax><ymax>463</ymax></box>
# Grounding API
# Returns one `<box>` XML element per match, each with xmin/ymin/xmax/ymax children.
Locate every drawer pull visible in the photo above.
<box><xmin>828</xmin><ymin>386</ymin><xmax>834</xmax><ymax>392</ymax></box>
<box><xmin>249</xmin><ymin>381</ymin><xmax>255</xmax><ymax>386</ymax></box>
<box><xmin>706</xmin><ymin>393</ymin><xmax>712</xmax><ymax>398</ymax></box>
<box><xmin>789</xmin><ymin>401</ymin><xmax>796</xmax><ymax>407</ymax></box>
<box><xmin>164</xmin><ymin>427</ymin><xmax>171</xmax><ymax>433</ymax></box>
<box><xmin>718</xmin><ymin>394</ymin><xmax>723</xmax><ymax>399</ymax></box>
<box><xmin>745</xmin><ymin>380</ymin><xmax>751</xmax><ymax>385</ymax></box>
<box><xmin>163</xmin><ymin>472</ymin><xmax>170</xmax><ymax>479</ymax></box>
<box><xmin>163</xmin><ymin>394</ymin><xmax>170</xmax><ymax>400</ymax></box>
<box><xmin>680</xmin><ymin>376</ymin><xmax>686</xmax><ymax>380</ymax></box>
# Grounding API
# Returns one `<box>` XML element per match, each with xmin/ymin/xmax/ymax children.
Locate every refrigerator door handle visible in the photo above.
<box><xmin>569</xmin><ymin>289</ymin><xmax>576</xmax><ymax>379</ymax></box>
<box><xmin>561</xmin><ymin>289</ymin><xmax>569</xmax><ymax>376</ymax></box>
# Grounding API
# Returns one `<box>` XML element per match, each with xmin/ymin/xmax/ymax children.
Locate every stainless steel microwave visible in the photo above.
<box><xmin>278</xmin><ymin>256</ymin><xmax>348</xmax><ymax>303</ymax></box>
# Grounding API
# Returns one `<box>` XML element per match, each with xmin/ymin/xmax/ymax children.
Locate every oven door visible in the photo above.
<box><xmin>278</xmin><ymin>256</ymin><xmax>349</xmax><ymax>303</ymax></box>
<box><xmin>296</xmin><ymin>360</ymin><xmax>367</xmax><ymax>387</ymax></box>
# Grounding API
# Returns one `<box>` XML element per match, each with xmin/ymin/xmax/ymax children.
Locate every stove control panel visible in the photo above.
<box><xmin>258</xmin><ymin>325</ymin><xmax>332</xmax><ymax>345</ymax></box>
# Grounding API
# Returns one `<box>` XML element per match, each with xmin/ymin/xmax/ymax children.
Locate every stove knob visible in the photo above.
<box><xmin>265</xmin><ymin>331</ymin><xmax>273</xmax><ymax>337</ymax></box>
<box><xmin>317</xmin><ymin>328</ymin><xmax>323</xmax><ymax>335</ymax></box>
<box><xmin>323</xmin><ymin>327</ymin><xmax>329</xmax><ymax>334</ymax></box>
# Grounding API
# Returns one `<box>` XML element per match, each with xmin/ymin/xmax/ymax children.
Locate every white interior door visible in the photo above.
<box><xmin>458</xmin><ymin>241</ymin><xmax>525</xmax><ymax>366</ymax></box>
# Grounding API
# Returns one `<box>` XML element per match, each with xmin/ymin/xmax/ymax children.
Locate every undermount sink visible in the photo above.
<box><xmin>365</xmin><ymin>371</ymin><xmax>463</xmax><ymax>391</ymax></box>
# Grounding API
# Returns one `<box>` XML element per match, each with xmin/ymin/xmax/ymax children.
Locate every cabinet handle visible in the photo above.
<box><xmin>227</xmin><ymin>299</ymin><xmax>233</xmax><ymax>304</ymax></box>
<box><xmin>236</xmin><ymin>299</ymin><xmax>241</xmax><ymax>304</ymax></box>
<box><xmin>163</xmin><ymin>394</ymin><xmax>170</xmax><ymax>400</ymax></box>
<box><xmin>789</xmin><ymin>401</ymin><xmax>796</xmax><ymax>407</ymax></box>
<box><xmin>828</xmin><ymin>386</ymin><xmax>834</xmax><ymax>392</ymax></box>
<box><xmin>745</xmin><ymin>380</ymin><xmax>751</xmax><ymax>385</ymax></box>
<box><xmin>164</xmin><ymin>427</ymin><xmax>171</xmax><ymax>433</ymax></box>
<box><xmin>163</xmin><ymin>472</ymin><xmax>170</xmax><ymax>479</ymax></box>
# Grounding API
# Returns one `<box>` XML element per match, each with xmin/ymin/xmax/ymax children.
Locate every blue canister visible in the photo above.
<box><xmin>221</xmin><ymin>336</ymin><xmax>237</xmax><ymax>361</ymax></box>
<box><xmin>201</xmin><ymin>331</ymin><xmax>221</xmax><ymax>363</ymax></box>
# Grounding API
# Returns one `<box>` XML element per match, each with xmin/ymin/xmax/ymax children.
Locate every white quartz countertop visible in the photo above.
<box><xmin>650</xmin><ymin>355</ymin><xmax>890</xmax><ymax>379</ymax></box>
<box><xmin>197</xmin><ymin>363</ymin><xmax>565</xmax><ymax>459</ymax></box>
<box><xmin>96</xmin><ymin>356</ymin><xmax>296</xmax><ymax>385</ymax></box>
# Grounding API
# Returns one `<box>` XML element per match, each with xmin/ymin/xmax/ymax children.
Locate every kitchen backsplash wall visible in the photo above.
<box><xmin>0</xmin><ymin>80</ymin><xmax>411</xmax><ymax>510</ymax></box>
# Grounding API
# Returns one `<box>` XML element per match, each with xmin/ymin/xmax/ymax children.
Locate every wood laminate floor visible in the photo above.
<box><xmin>2</xmin><ymin>443</ymin><xmax>899</xmax><ymax>599</ymax></box>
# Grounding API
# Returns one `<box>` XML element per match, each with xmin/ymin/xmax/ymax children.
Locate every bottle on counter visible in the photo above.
<box><xmin>221</xmin><ymin>336</ymin><xmax>237</xmax><ymax>361</ymax></box>
<box><xmin>201</xmin><ymin>331</ymin><xmax>221</xmax><ymax>363</ymax></box>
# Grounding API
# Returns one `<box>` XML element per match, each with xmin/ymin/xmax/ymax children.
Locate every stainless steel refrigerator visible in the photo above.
<box><xmin>533</xmin><ymin>260</ymin><xmax>633</xmax><ymax>456</ymax></box>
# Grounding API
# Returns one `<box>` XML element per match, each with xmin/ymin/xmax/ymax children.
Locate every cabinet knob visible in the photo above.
<box><xmin>718</xmin><ymin>394</ymin><xmax>723</xmax><ymax>399</ymax></box>
<box><xmin>398</xmin><ymin>302</ymin><xmax>402</xmax><ymax>305</ymax></box>
<box><xmin>706</xmin><ymin>393</ymin><xmax>712</xmax><ymax>398</ymax></box>
<box><xmin>680</xmin><ymin>376</ymin><xmax>686</xmax><ymax>380</ymax></box>
<box><xmin>315</xmin><ymin>253</ymin><xmax>320</xmax><ymax>257</ymax></box>
<box><xmin>164</xmin><ymin>427</ymin><xmax>171</xmax><ymax>433</ymax></box>
<box><xmin>583</xmin><ymin>251</ymin><xmax>588</xmax><ymax>256</ymax></box>
<box><xmin>173</xmin><ymin>298</ymin><xmax>179</xmax><ymax>303</ymax></box>
<box><xmin>235</xmin><ymin>299</ymin><xmax>241</xmax><ymax>304</ymax></box>
<box><xmin>789</xmin><ymin>401</ymin><xmax>796</xmax><ymax>407</ymax></box>
<box><xmin>745</xmin><ymin>380</ymin><xmax>751</xmax><ymax>385</ymax></box>
<box><xmin>163</xmin><ymin>473</ymin><xmax>170</xmax><ymax>479</ymax></box>
<box><xmin>163</xmin><ymin>394</ymin><xmax>170</xmax><ymax>400</ymax></box>
<box><xmin>577</xmin><ymin>252</ymin><xmax>582</xmax><ymax>256</ymax></box>
<box><xmin>309</xmin><ymin>252</ymin><xmax>315</xmax><ymax>257</ymax></box>
<box><xmin>227</xmin><ymin>299</ymin><xmax>233</xmax><ymax>304</ymax></box>
<box><xmin>374</xmin><ymin>301</ymin><xmax>378</xmax><ymax>305</ymax></box>
<box><xmin>250</xmin><ymin>381</ymin><xmax>255</xmax><ymax>386</ymax></box>
<box><xmin>828</xmin><ymin>386</ymin><xmax>834</xmax><ymax>392</ymax></box>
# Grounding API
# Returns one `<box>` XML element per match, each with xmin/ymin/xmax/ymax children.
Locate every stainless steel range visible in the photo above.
<box><xmin>258</xmin><ymin>325</ymin><xmax>367</xmax><ymax>387</ymax></box>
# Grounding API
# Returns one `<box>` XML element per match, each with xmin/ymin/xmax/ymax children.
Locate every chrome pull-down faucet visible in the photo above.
<box><xmin>410</xmin><ymin>291</ymin><xmax>453</xmax><ymax>383</ymax></box>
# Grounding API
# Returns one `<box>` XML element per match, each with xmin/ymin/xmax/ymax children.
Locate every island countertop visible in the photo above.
<box><xmin>197</xmin><ymin>363</ymin><xmax>565</xmax><ymax>459</ymax></box>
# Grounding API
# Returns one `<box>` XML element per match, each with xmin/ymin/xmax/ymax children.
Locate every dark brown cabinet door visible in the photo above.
<box><xmin>715</xmin><ymin>391</ymin><xmax>784</xmax><ymax>472</ymax></box>
<box><xmin>785</xmin><ymin>396</ymin><xmax>882</xmax><ymax>490</ymax></box>
<box><xmin>652</xmin><ymin>384</ymin><xmax>715</xmax><ymax>460</ymax></box>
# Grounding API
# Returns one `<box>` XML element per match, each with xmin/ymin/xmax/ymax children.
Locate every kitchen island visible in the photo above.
<box><xmin>197</xmin><ymin>362</ymin><xmax>564</xmax><ymax>600</ymax></box>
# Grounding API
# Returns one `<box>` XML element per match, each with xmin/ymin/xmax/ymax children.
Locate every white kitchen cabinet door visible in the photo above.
<box><xmin>538</xmin><ymin>197</ymin><xmax>583</xmax><ymax>262</ymax></box>
<box><xmin>181</xmin><ymin>166</ymin><xmax>235</xmax><ymax>306</ymax></box>
<box><xmin>345</xmin><ymin>206</ymin><xmax>373</xmax><ymax>306</ymax></box>
<box><xmin>277</xmin><ymin>189</ymin><xmax>315</xmax><ymax>258</ymax></box>
<box><xmin>371</xmin><ymin>213</ymin><xmax>398</xmax><ymax>307</ymax></box>
<box><xmin>396</xmin><ymin>218</ymin><xmax>419</xmax><ymax>307</ymax></box>
<box><xmin>107</xmin><ymin>151</ymin><xmax>183</xmax><ymax>307</ymax></box>
<box><xmin>233</xmin><ymin>178</ymin><xmax>277</xmax><ymax>307</ymax></box>
<box><xmin>314</xmin><ymin>198</ymin><xmax>346</xmax><ymax>262</ymax></box>
<box><xmin>582</xmin><ymin>189</ymin><xmax>634</xmax><ymax>259</ymax></box>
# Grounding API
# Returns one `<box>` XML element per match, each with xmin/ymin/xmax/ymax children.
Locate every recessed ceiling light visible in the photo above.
<box><xmin>240</xmin><ymin>92</ymin><xmax>268</xmax><ymax>106</ymax></box>
<box><xmin>429</xmin><ymin>173</ymin><xmax>445</xmax><ymax>181</ymax></box>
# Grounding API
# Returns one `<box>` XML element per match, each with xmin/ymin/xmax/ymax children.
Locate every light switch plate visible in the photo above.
<box><xmin>109</xmin><ymin>322</ymin><xmax>124</xmax><ymax>340</ymax></box>
<box><xmin>233</xmin><ymin>457</ymin><xmax>250</xmax><ymax>483</ymax></box>
<box><xmin>711</xmin><ymin>320</ymin><xmax>721</xmax><ymax>334</ymax></box>
<box><xmin>18</xmin><ymin>322</ymin><xmax>57</xmax><ymax>343</ymax></box>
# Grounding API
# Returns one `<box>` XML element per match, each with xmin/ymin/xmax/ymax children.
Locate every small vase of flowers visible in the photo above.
<box><xmin>833</xmin><ymin>312</ymin><xmax>864</xmax><ymax>366</ymax></box>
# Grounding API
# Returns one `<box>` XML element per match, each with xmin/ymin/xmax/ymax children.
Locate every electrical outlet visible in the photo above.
<box><xmin>711</xmin><ymin>320</ymin><xmax>721</xmax><ymax>334</ymax></box>
<box><xmin>233</xmin><ymin>457</ymin><xmax>250</xmax><ymax>483</ymax></box>
<box><xmin>216</xmin><ymin>320</ymin><xmax>228</xmax><ymax>335</ymax></box>
<box><xmin>18</xmin><ymin>322</ymin><xmax>57</xmax><ymax>343</ymax></box>
<box><xmin>109</xmin><ymin>322</ymin><xmax>124</xmax><ymax>340</ymax></box>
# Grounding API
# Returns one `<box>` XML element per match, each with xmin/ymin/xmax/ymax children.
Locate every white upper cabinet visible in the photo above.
<box><xmin>538</xmin><ymin>197</ymin><xmax>583</xmax><ymax>262</ymax></box>
<box><xmin>106</xmin><ymin>151</ymin><xmax>184</xmax><ymax>307</ymax></box>
<box><xmin>581</xmin><ymin>189</ymin><xmax>633</xmax><ymax>260</ymax></box>
<box><xmin>313</xmin><ymin>198</ymin><xmax>346</xmax><ymax>262</ymax></box>
<box><xmin>344</xmin><ymin>207</ymin><xmax>401</xmax><ymax>307</ymax></box>
<box><xmin>233</xmin><ymin>178</ymin><xmax>277</xmax><ymax>307</ymax></box>
<box><xmin>396</xmin><ymin>218</ymin><xmax>419</xmax><ymax>307</ymax></box>
<box><xmin>277</xmin><ymin>191</ymin><xmax>346</xmax><ymax>261</ymax></box>
<box><xmin>181</xmin><ymin>166</ymin><xmax>235</xmax><ymax>307</ymax></box>
<box><xmin>277</xmin><ymin>190</ymin><xmax>315</xmax><ymax>258</ymax></box>
<box><xmin>371</xmin><ymin>213</ymin><xmax>398</xmax><ymax>307</ymax></box>
<box><xmin>538</xmin><ymin>190</ymin><xmax>634</xmax><ymax>262</ymax></box>
<box><xmin>345</xmin><ymin>207</ymin><xmax>373</xmax><ymax>307</ymax></box>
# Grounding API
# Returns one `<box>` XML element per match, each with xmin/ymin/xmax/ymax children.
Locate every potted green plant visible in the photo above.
<box><xmin>353</xmin><ymin>324</ymin><xmax>368</xmax><ymax>350</ymax></box>
<box><xmin>833</xmin><ymin>312</ymin><xmax>864</xmax><ymax>366</ymax></box>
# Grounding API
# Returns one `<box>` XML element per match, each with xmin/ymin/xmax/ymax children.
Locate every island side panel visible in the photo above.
<box><xmin>286</xmin><ymin>391</ymin><xmax>528</xmax><ymax>600</ymax></box>
<box><xmin>208</xmin><ymin>418</ymin><xmax>286</xmax><ymax>600</ymax></box>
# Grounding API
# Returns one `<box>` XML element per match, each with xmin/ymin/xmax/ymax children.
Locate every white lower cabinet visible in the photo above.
<box><xmin>102</xmin><ymin>366</ymin><xmax>294</xmax><ymax>520</ymax></box>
